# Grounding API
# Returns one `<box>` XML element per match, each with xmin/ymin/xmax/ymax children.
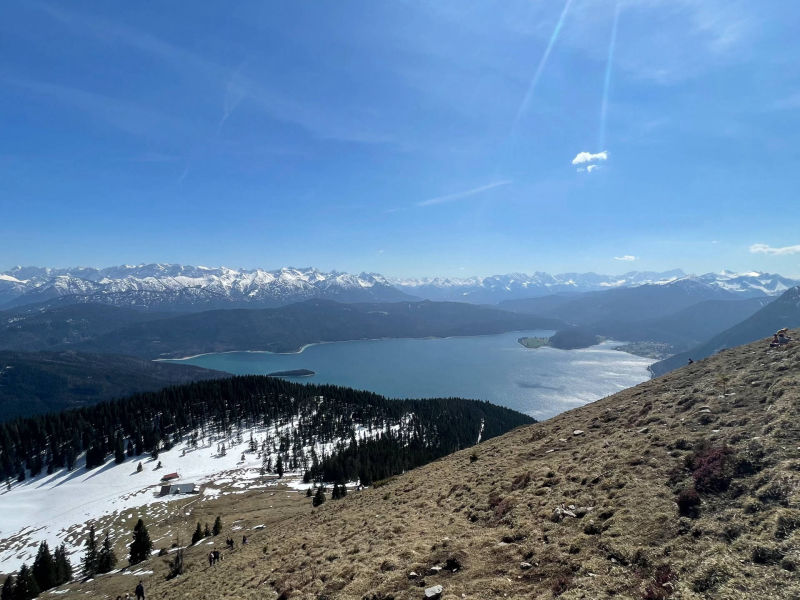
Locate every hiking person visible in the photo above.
<box><xmin>135</xmin><ymin>580</ymin><xmax>145</xmax><ymax>600</ymax></box>
<box><xmin>208</xmin><ymin>551</ymin><xmax>214</xmax><ymax>566</ymax></box>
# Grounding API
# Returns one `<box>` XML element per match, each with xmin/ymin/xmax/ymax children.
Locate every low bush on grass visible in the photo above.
<box><xmin>676</xmin><ymin>487</ymin><xmax>701</xmax><ymax>517</ymax></box>
<box><xmin>689</xmin><ymin>445</ymin><xmax>734</xmax><ymax>493</ymax></box>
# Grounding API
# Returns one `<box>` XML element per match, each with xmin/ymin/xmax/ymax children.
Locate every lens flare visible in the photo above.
<box><xmin>598</xmin><ymin>2</ymin><xmax>621</xmax><ymax>152</ymax></box>
<box><xmin>510</xmin><ymin>0</ymin><xmax>574</xmax><ymax>137</ymax></box>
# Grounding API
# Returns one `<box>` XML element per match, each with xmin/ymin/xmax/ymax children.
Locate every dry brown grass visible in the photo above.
<box><xmin>50</xmin><ymin>333</ymin><xmax>800</xmax><ymax>599</ymax></box>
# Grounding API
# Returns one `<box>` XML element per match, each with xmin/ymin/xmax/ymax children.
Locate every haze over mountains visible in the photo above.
<box><xmin>1</xmin><ymin>264</ymin><xmax>797</xmax><ymax>311</ymax></box>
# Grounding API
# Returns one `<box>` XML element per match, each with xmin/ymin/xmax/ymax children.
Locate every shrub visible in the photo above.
<box><xmin>643</xmin><ymin>564</ymin><xmax>677</xmax><ymax>599</ymax></box>
<box><xmin>551</xmin><ymin>574</ymin><xmax>571</xmax><ymax>597</ymax></box>
<box><xmin>756</xmin><ymin>476</ymin><xmax>793</xmax><ymax>506</ymax></box>
<box><xmin>676</xmin><ymin>488</ymin><xmax>701</xmax><ymax>518</ymax></box>
<box><xmin>510</xmin><ymin>472</ymin><xmax>531</xmax><ymax>491</ymax></box>
<box><xmin>775</xmin><ymin>510</ymin><xmax>800</xmax><ymax>539</ymax></box>
<box><xmin>752</xmin><ymin>545</ymin><xmax>783</xmax><ymax>565</ymax></box>
<box><xmin>690</xmin><ymin>446</ymin><xmax>734</xmax><ymax>493</ymax></box>
<box><xmin>692</xmin><ymin>564</ymin><xmax>730</xmax><ymax>593</ymax></box>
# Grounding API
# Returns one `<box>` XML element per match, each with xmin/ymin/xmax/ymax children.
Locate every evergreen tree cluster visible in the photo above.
<box><xmin>190</xmin><ymin>515</ymin><xmax>222</xmax><ymax>545</ymax></box>
<box><xmin>3</xmin><ymin>541</ymin><xmax>72</xmax><ymax>600</ymax></box>
<box><xmin>0</xmin><ymin>376</ymin><xmax>534</xmax><ymax>484</ymax></box>
<box><xmin>81</xmin><ymin>525</ymin><xmax>118</xmax><ymax>579</ymax></box>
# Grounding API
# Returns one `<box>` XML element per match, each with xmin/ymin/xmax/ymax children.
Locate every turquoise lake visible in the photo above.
<box><xmin>165</xmin><ymin>331</ymin><xmax>654</xmax><ymax>419</ymax></box>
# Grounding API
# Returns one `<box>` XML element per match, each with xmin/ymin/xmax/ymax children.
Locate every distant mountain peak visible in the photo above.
<box><xmin>1</xmin><ymin>265</ymin><xmax>797</xmax><ymax>312</ymax></box>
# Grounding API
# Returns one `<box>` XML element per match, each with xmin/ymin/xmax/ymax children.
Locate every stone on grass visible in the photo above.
<box><xmin>424</xmin><ymin>584</ymin><xmax>443</xmax><ymax>599</ymax></box>
<box><xmin>573</xmin><ymin>429</ymin><xmax>584</xmax><ymax>436</ymax></box>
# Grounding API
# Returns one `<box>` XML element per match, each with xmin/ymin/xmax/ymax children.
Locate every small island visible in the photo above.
<box><xmin>517</xmin><ymin>336</ymin><xmax>550</xmax><ymax>349</ymax></box>
<box><xmin>266</xmin><ymin>369</ymin><xmax>316</xmax><ymax>377</ymax></box>
<box><xmin>518</xmin><ymin>327</ymin><xmax>604</xmax><ymax>350</ymax></box>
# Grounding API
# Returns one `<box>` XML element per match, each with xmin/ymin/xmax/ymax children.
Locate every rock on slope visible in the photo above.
<box><xmin>62</xmin><ymin>333</ymin><xmax>800</xmax><ymax>599</ymax></box>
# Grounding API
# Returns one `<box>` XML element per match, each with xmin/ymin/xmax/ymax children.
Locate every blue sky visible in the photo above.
<box><xmin>2</xmin><ymin>0</ymin><xmax>800</xmax><ymax>277</ymax></box>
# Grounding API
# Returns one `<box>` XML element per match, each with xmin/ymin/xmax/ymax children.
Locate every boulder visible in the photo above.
<box><xmin>573</xmin><ymin>429</ymin><xmax>584</xmax><ymax>436</ymax></box>
<box><xmin>424</xmin><ymin>585</ymin><xmax>443</xmax><ymax>599</ymax></box>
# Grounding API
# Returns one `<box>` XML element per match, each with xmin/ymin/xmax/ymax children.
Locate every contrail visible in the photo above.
<box><xmin>510</xmin><ymin>0</ymin><xmax>574</xmax><ymax>137</ymax></box>
<box><xmin>598</xmin><ymin>2</ymin><xmax>621</xmax><ymax>152</ymax></box>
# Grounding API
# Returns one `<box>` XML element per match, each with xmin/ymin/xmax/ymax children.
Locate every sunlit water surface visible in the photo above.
<box><xmin>166</xmin><ymin>331</ymin><xmax>653</xmax><ymax>420</ymax></box>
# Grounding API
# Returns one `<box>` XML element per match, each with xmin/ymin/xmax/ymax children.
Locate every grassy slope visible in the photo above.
<box><xmin>56</xmin><ymin>333</ymin><xmax>799</xmax><ymax>599</ymax></box>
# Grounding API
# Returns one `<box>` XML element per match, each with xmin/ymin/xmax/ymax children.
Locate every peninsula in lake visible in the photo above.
<box><xmin>266</xmin><ymin>368</ymin><xmax>315</xmax><ymax>377</ymax></box>
<box><xmin>518</xmin><ymin>327</ymin><xmax>604</xmax><ymax>350</ymax></box>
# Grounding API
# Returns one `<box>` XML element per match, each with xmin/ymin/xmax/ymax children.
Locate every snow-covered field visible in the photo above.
<box><xmin>0</xmin><ymin>417</ymin><xmax>393</xmax><ymax>574</ymax></box>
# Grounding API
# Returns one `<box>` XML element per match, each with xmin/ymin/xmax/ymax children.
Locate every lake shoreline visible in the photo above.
<box><xmin>155</xmin><ymin>329</ymin><xmax>558</xmax><ymax>362</ymax></box>
<box><xmin>156</xmin><ymin>332</ymin><xmax>655</xmax><ymax>421</ymax></box>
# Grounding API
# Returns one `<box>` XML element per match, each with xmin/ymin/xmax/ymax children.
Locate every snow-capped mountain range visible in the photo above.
<box><xmin>0</xmin><ymin>265</ymin><xmax>413</xmax><ymax>311</ymax></box>
<box><xmin>390</xmin><ymin>269</ymin><xmax>798</xmax><ymax>303</ymax></box>
<box><xmin>0</xmin><ymin>265</ymin><xmax>797</xmax><ymax>311</ymax></box>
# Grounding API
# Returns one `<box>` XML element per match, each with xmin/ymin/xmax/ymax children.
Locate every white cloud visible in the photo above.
<box><xmin>749</xmin><ymin>243</ymin><xmax>800</xmax><ymax>256</ymax></box>
<box><xmin>417</xmin><ymin>180</ymin><xmax>512</xmax><ymax>207</ymax></box>
<box><xmin>586</xmin><ymin>164</ymin><xmax>600</xmax><ymax>173</ymax></box>
<box><xmin>613</xmin><ymin>255</ymin><xmax>637</xmax><ymax>261</ymax></box>
<box><xmin>572</xmin><ymin>151</ymin><xmax>608</xmax><ymax>165</ymax></box>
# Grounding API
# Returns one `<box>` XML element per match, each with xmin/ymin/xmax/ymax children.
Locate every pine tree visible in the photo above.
<box><xmin>54</xmin><ymin>544</ymin><xmax>73</xmax><ymax>585</ymax></box>
<box><xmin>32</xmin><ymin>540</ymin><xmax>56</xmax><ymax>591</ymax></box>
<box><xmin>312</xmin><ymin>487</ymin><xmax>326</xmax><ymax>507</ymax></box>
<box><xmin>276</xmin><ymin>456</ymin><xmax>284</xmax><ymax>478</ymax></box>
<box><xmin>212</xmin><ymin>516</ymin><xmax>222</xmax><ymax>537</ymax></box>
<box><xmin>114</xmin><ymin>434</ymin><xmax>125</xmax><ymax>464</ymax></box>
<box><xmin>81</xmin><ymin>524</ymin><xmax>99</xmax><ymax>578</ymax></box>
<box><xmin>191</xmin><ymin>523</ymin><xmax>203</xmax><ymax>545</ymax></box>
<box><xmin>1</xmin><ymin>575</ymin><xmax>14</xmax><ymax>600</ymax></box>
<box><xmin>203</xmin><ymin>523</ymin><xmax>211</xmax><ymax>537</ymax></box>
<box><xmin>12</xmin><ymin>564</ymin><xmax>39</xmax><ymax>600</ymax></box>
<box><xmin>128</xmin><ymin>519</ymin><xmax>153</xmax><ymax>566</ymax></box>
<box><xmin>166</xmin><ymin>548</ymin><xmax>184</xmax><ymax>580</ymax></box>
<box><xmin>97</xmin><ymin>532</ymin><xmax>117</xmax><ymax>574</ymax></box>
<box><xmin>136</xmin><ymin>462</ymin><xmax>143</xmax><ymax>473</ymax></box>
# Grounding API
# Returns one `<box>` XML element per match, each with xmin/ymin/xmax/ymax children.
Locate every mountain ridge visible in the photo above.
<box><xmin>2</xmin><ymin>264</ymin><xmax>796</xmax><ymax>311</ymax></box>
<box><xmin>0</xmin><ymin>350</ymin><xmax>225</xmax><ymax>419</ymax></box>
<box><xmin>650</xmin><ymin>285</ymin><xmax>800</xmax><ymax>375</ymax></box>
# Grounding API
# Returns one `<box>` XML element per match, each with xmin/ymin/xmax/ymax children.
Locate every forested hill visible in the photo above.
<box><xmin>69</xmin><ymin>299</ymin><xmax>564</xmax><ymax>358</ymax></box>
<box><xmin>0</xmin><ymin>351</ymin><xmax>225</xmax><ymax>420</ymax></box>
<box><xmin>0</xmin><ymin>376</ymin><xmax>534</xmax><ymax>485</ymax></box>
